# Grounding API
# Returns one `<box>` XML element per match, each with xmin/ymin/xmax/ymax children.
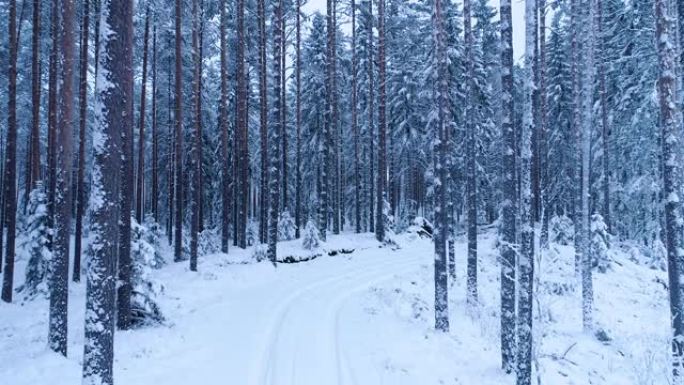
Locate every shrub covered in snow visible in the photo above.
<box><xmin>16</xmin><ymin>183</ymin><xmax>51</xmax><ymax>299</ymax></box>
<box><xmin>142</xmin><ymin>214</ymin><xmax>166</xmax><ymax>269</ymax></box>
<box><xmin>590</xmin><ymin>213</ymin><xmax>611</xmax><ymax>273</ymax></box>
<box><xmin>278</xmin><ymin>210</ymin><xmax>297</xmax><ymax>241</ymax></box>
<box><xmin>302</xmin><ymin>219</ymin><xmax>321</xmax><ymax>251</ymax></box>
<box><xmin>246</xmin><ymin>219</ymin><xmax>258</xmax><ymax>246</ymax></box>
<box><xmin>199</xmin><ymin>227</ymin><xmax>222</xmax><ymax>255</ymax></box>
<box><xmin>550</xmin><ymin>214</ymin><xmax>574</xmax><ymax>245</ymax></box>
<box><xmin>130</xmin><ymin>218</ymin><xmax>165</xmax><ymax>328</ymax></box>
<box><xmin>252</xmin><ymin>244</ymin><xmax>268</xmax><ymax>262</ymax></box>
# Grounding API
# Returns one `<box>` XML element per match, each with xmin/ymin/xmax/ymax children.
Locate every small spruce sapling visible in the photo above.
<box><xmin>550</xmin><ymin>214</ymin><xmax>574</xmax><ymax>245</ymax></box>
<box><xmin>278</xmin><ymin>210</ymin><xmax>297</xmax><ymax>241</ymax></box>
<box><xmin>17</xmin><ymin>183</ymin><xmax>52</xmax><ymax>299</ymax></box>
<box><xmin>199</xmin><ymin>227</ymin><xmax>221</xmax><ymax>255</ymax></box>
<box><xmin>130</xmin><ymin>217</ymin><xmax>165</xmax><ymax>327</ymax></box>
<box><xmin>302</xmin><ymin>219</ymin><xmax>321</xmax><ymax>252</ymax></box>
<box><xmin>142</xmin><ymin>213</ymin><xmax>166</xmax><ymax>268</ymax></box>
<box><xmin>590</xmin><ymin>213</ymin><xmax>610</xmax><ymax>273</ymax></box>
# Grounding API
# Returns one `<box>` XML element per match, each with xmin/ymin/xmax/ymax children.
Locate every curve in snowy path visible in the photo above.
<box><xmin>249</xmin><ymin>251</ymin><xmax>425</xmax><ymax>385</ymax></box>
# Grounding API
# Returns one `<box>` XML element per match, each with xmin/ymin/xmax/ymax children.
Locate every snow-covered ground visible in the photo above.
<box><xmin>0</xmin><ymin>229</ymin><xmax>671</xmax><ymax>384</ymax></box>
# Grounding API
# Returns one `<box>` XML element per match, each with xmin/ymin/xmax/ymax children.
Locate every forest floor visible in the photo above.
<box><xmin>0</xmin><ymin>227</ymin><xmax>672</xmax><ymax>384</ymax></box>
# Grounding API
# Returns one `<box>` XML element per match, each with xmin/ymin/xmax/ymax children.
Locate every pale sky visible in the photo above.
<box><xmin>302</xmin><ymin>0</ymin><xmax>527</xmax><ymax>61</ymax></box>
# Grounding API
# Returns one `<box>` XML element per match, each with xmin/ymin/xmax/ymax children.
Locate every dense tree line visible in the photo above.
<box><xmin>0</xmin><ymin>0</ymin><xmax>682</xmax><ymax>383</ymax></box>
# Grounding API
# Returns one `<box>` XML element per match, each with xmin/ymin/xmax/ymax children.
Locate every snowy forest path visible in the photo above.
<box><xmin>247</xmin><ymin>249</ymin><xmax>424</xmax><ymax>385</ymax></box>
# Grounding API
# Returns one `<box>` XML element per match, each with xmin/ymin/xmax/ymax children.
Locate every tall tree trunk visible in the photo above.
<box><xmin>259</xmin><ymin>0</ymin><xmax>268</xmax><ymax>244</ymax></box>
<box><xmin>174</xmin><ymin>0</ymin><xmax>184</xmax><ymax>259</ymax></box>
<box><xmin>597</xmin><ymin>0</ymin><xmax>611</xmax><ymax>233</ymax></box>
<box><xmin>281</xmin><ymin>0</ymin><xmax>289</xmax><ymax>214</ymax></box>
<box><xmin>46</xmin><ymin>0</ymin><xmax>59</xmax><ymax>264</ymax></box>
<box><xmin>190</xmin><ymin>0</ymin><xmax>201</xmax><ymax>272</ymax></box>
<box><xmin>1</xmin><ymin>0</ymin><xmax>19</xmax><ymax>304</ymax></box>
<box><xmin>136</xmin><ymin>7</ymin><xmax>151</xmax><ymax>224</ymax></box>
<box><xmin>82</xmin><ymin>0</ymin><xmax>130</xmax><ymax>381</ymax></box>
<box><xmin>197</xmin><ymin>0</ymin><xmax>205</xmax><ymax>233</ymax></box>
<box><xmin>295</xmin><ymin>0</ymin><xmax>302</xmax><ymax>238</ymax></box>
<box><xmin>151</xmin><ymin>25</ymin><xmax>159</xmax><ymax>222</ymax></box>
<box><xmin>220</xmin><ymin>0</ymin><xmax>230</xmax><ymax>251</ymax></box>
<box><xmin>539</xmin><ymin>0</ymin><xmax>549</xmax><ymax>247</ymax></box>
<box><xmin>432</xmin><ymin>0</ymin><xmax>449</xmax><ymax>333</ymax></box>
<box><xmin>73</xmin><ymin>0</ymin><xmax>90</xmax><ymax>283</ymax></box>
<box><xmin>50</xmin><ymin>0</ymin><xmax>76</xmax><ymax>354</ymax></box>
<box><xmin>332</xmin><ymin>0</ymin><xmax>341</xmax><ymax>235</ymax></box>
<box><xmin>268</xmin><ymin>0</ymin><xmax>283</xmax><ymax>262</ymax></box>
<box><xmin>656</xmin><ymin>0</ymin><xmax>684</xmax><ymax>379</ymax></box>
<box><xmin>352</xmin><ymin>0</ymin><xmax>361</xmax><ymax>234</ymax></box>
<box><xmin>464</xmin><ymin>0</ymin><xmax>478</xmax><ymax>306</ymax></box>
<box><xmin>580</xmin><ymin>0</ymin><xmax>596</xmax><ymax>331</ymax></box>
<box><xmin>167</xmin><ymin>34</ymin><xmax>174</xmax><ymax>245</ymax></box>
<box><xmin>517</xmin><ymin>0</ymin><xmax>537</xmax><ymax>383</ymax></box>
<box><xmin>499</xmin><ymin>0</ymin><xmax>517</xmax><ymax>372</ymax></box>
<box><xmin>376</xmin><ymin>0</ymin><xmax>386</xmax><ymax>242</ymax></box>
<box><xmin>29</xmin><ymin>0</ymin><xmax>41</xmax><ymax>191</ymax></box>
<box><xmin>236</xmin><ymin>0</ymin><xmax>248</xmax><ymax>249</ymax></box>
<box><xmin>570</xmin><ymin>0</ymin><xmax>582</xmax><ymax>277</ymax></box>
<box><xmin>368</xmin><ymin>0</ymin><xmax>375</xmax><ymax>233</ymax></box>
<box><xmin>116</xmin><ymin>0</ymin><xmax>135</xmax><ymax>329</ymax></box>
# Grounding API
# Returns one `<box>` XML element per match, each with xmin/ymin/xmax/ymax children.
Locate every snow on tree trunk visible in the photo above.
<box><xmin>1</xmin><ymin>0</ymin><xmax>18</xmax><ymax>304</ymax></box>
<box><xmin>50</xmin><ymin>0</ymin><xmax>76</xmax><ymax>354</ymax></box>
<box><xmin>580</xmin><ymin>0</ymin><xmax>596</xmax><ymax>331</ymax></box>
<box><xmin>259</xmin><ymin>0</ymin><xmax>269</xmax><ymax>245</ymax></box>
<box><xmin>173</xmin><ymin>0</ymin><xmax>184</xmax><ymax>260</ymax></box>
<box><xmin>74</xmin><ymin>0</ymin><xmax>91</xmax><ymax>283</ymax></box>
<box><xmin>516</xmin><ymin>0</ymin><xmax>536</xmax><ymax>382</ymax></box>
<box><xmin>136</xmin><ymin>7</ymin><xmax>150</xmax><ymax>224</ymax></box>
<box><xmin>17</xmin><ymin>183</ymin><xmax>51</xmax><ymax>300</ymax></box>
<box><xmin>220</xmin><ymin>0</ymin><xmax>230</xmax><ymax>252</ymax></box>
<box><xmin>655</xmin><ymin>0</ymin><xmax>684</xmax><ymax>377</ymax></box>
<box><xmin>376</xmin><ymin>0</ymin><xmax>387</xmax><ymax>242</ymax></box>
<box><xmin>295</xmin><ymin>0</ymin><xmax>303</xmax><ymax>239</ymax></box>
<box><xmin>432</xmin><ymin>0</ymin><xmax>449</xmax><ymax>333</ymax></box>
<box><xmin>464</xmin><ymin>0</ymin><xmax>478</xmax><ymax>306</ymax></box>
<box><xmin>82</xmin><ymin>0</ymin><xmax>130</xmax><ymax>380</ymax></box>
<box><xmin>268</xmin><ymin>0</ymin><xmax>283</xmax><ymax>262</ymax></box>
<box><xmin>499</xmin><ymin>0</ymin><xmax>517</xmax><ymax>372</ymax></box>
<box><xmin>352</xmin><ymin>0</ymin><xmax>361</xmax><ymax>234</ymax></box>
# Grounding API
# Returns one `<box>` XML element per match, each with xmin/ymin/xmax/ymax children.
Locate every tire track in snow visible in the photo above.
<box><xmin>251</xmin><ymin>252</ymin><xmax>423</xmax><ymax>385</ymax></box>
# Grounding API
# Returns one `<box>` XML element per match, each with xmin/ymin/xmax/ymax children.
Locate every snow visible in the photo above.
<box><xmin>0</xmin><ymin>229</ymin><xmax>672</xmax><ymax>384</ymax></box>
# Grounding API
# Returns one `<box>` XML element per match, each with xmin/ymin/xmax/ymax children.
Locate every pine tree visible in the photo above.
<box><xmin>516</xmin><ymin>0</ymin><xmax>536</xmax><ymax>382</ymax></box>
<box><xmin>268</xmin><ymin>0</ymin><xmax>283</xmax><ymax>262</ymax></box>
<box><xmin>50</xmin><ymin>0</ymin><xmax>76</xmax><ymax>354</ymax></box>
<box><xmin>432</xmin><ymin>0</ymin><xmax>449</xmax><ymax>333</ymax></box>
<box><xmin>82</xmin><ymin>0</ymin><xmax>129</xmax><ymax>379</ymax></box>
<box><xmin>74</xmin><ymin>0</ymin><xmax>91</xmax><ymax>283</ymax></box>
<box><xmin>220</xmin><ymin>0</ymin><xmax>230</xmax><ymax>252</ymax></box>
<box><xmin>258</xmin><ymin>0</ymin><xmax>268</xmax><ymax>245</ymax></box>
<box><xmin>499</xmin><ymin>0</ymin><xmax>517</xmax><ymax>372</ymax></box>
<box><xmin>1</xmin><ymin>0</ymin><xmax>19</xmax><ymax>304</ymax></box>
<box><xmin>376</xmin><ymin>0</ymin><xmax>387</xmax><ymax>242</ymax></box>
<box><xmin>173</xmin><ymin>0</ymin><xmax>184</xmax><ymax>260</ymax></box>
<box><xmin>654</xmin><ymin>0</ymin><xmax>684</xmax><ymax>377</ymax></box>
<box><xmin>464</xmin><ymin>0</ymin><xmax>478</xmax><ymax>306</ymax></box>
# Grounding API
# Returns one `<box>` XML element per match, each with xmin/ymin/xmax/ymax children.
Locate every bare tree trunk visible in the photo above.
<box><xmin>190</xmin><ymin>0</ymin><xmax>201</xmax><ymax>271</ymax></box>
<box><xmin>136</xmin><ymin>6</ymin><xmax>151</xmax><ymax>224</ymax></box>
<box><xmin>499</xmin><ymin>0</ymin><xmax>517</xmax><ymax>372</ymax></box>
<box><xmin>432</xmin><ymin>0</ymin><xmax>449</xmax><ymax>333</ymax></box>
<box><xmin>29</xmin><ymin>0</ymin><xmax>41</xmax><ymax>191</ymax></box>
<box><xmin>655</xmin><ymin>0</ymin><xmax>684</xmax><ymax>379</ymax></box>
<box><xmin>197</xmin><ymin>0</ymin><xmax>205</xmax><ymax>233</ymax></box>
<box><xmin>281</xmin><ymin>0</ymin><xmax>289</xmax><ymax>214</ymax></box>
<box><xmin>82</xmin><ymin>0</ymin><xmax>130</xmax><ymax>381</ymax></box>
<box><xmin>258</xmin><ymin>0</ymin><xmax>268</xmax><ymax>244</ymax></box>
<box><xmin>539</xmin><ymin>0</ymin><xmax>549</xmax><ymax>248</ymax></box>
<box><xmin>570</xmin><ymin>0</ymin><xmax>582</xmax><ymax>277</ymax></box>
<box><xmin>220</xmin><ymin>0</ymin><xmax>230</xmax><ymax>251</ymax></box>
<box><xmin>236</xmin><ymin>0</ymin><xmax>248</xmax><ymax>249</ymax></box>
<box><xmin>352</xmin><ymin>0</ymin><xmax>361</xmax><ymax>234</ymax></box>
<box><xmin>174</xmin><ymin>0</ymin><xmax>184</xmax><ymax>259</ymax></box>
<box><xmin>295</xmin><ymin>0</ymin><xmax>302</xmax><ymax>238</ymax></box>
<box><xmin>368</xmin><ymin>0</ymin><xmax>375</xmax><ymax>233</ymax></box>
<box><xmin>268</xmin><ymin>0</ymin><xmax>283</xmax><ymax>262</ymax></box>
<box><xmin>1</xmin><ymin>0</ymin><xmax>19</xmax><ymax>304</ymax></box>
<box><xmin>597</xmin><ymin>0</ymin><xmax>611</xmax><ymax>233</ymax></box>
<box><xmin>376</xmin><ymin>0</ymin><xmax>386</xmax><ymax>242</ymax></box>
<box><xmin>49</xmin><ymin>0</ymin><xmax>76</xmax><ymax>354</ymax></box>
<box><xmin>580</xmin><ymin>0</ymin><xmax>596</xmax><ymax>331</ymax></box>
<box><xmin>464</xmin><ymin>0</ymin><xmax>478</xmax><ymax>306</ymax></box>
<box><xmin>73</xmin><ymin>0</ymin><xmax>90</xmax><ymax>283</ymax></box>
<box><xmin>516</xmin><ymin>0</ymin><xmax>537</xmax><ymax>382</ymax></box>
<box><xmin>167</xmin><ymin>34</ymin><xmax>174</xmax><ymax>245</ymax></box>
<box><xmin>152</xmin><ymin>25</ymin><xmax>159</xmax><ymax>222</ymax></box>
